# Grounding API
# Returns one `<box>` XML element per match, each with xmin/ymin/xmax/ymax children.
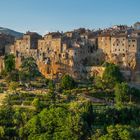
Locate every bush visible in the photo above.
<box><xmin>9</xmin><ymin>82</ymin><xmax>19</xmax><ymax>91</ymax></box>
<box><xmin>61</xmin><ymin>75</ymin><xmax>76</xmax><ymax>90</ymax></box>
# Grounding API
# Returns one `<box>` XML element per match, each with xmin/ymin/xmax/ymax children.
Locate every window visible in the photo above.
<box><xmin>47</xmin><ymin>67</ymin><xmax>50</xmax><ymax>74</ymax></box>
<box><xmin>132</xmin><ymin>40</ymin><xmax>135</xmax><ymax>42</ymax></box>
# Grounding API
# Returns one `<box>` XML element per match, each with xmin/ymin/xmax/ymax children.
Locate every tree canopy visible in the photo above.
<box><xmin>115</xmin><ymin>82</ymin><xmax>130</xmax><ymax>105</ymax></box>
<box><xmin>103</xmin><ymin>63</ymin><xmax>124</xmax><ymax>87</ymax></box>
<box><xmin>20</xmin><ymin>57</ymin><xmax>41</xmax><ymax>81</ymax></box>
<box><xmin>61</xmin><ymin>75</ymin><xmax>76</xmax><ymax>90</ymax></box>
<box><xmin>4</xmin><ymin>54</ymin><xmax>15</xmax><ymax>73</ymax></box>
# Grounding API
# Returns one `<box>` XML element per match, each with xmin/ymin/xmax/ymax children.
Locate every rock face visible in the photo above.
<box><xmin>86</xmin><ymin>66</ymin><xmax>105</xmax><ymax>78</ymax></box>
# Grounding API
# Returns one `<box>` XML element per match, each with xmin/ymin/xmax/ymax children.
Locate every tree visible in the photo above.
<box><xmin>24</xmin><ymin>115</ymin><xmax>41</xmax><ymax>135</ymax></box>
<box><xmin>114</xmin><ymin>82</ymin><xmax>130</xmax><ymax>105</ymax></box>
<box><xmin>4</xmin><ymin>54</ymin><xmax>15</xmax><ymax>73</ymax></box>
<box><xmin>103</xmin><ymin>63</ymin><xmax>124</xmax><ymax>88</ymax></box>
<box><xmin>9</xmin><ymin>82</ymin><xmax>19</xmax><ymax>92</ymax></box>
<box><xmin>21</xmin><ymin>104</ymin><xmax>91</xmax><ymax>140</ymax></box>
<box><xmin>98</xmin><ymin>125</ymin><xmax>133</xmax><ymax>140</ymax></box>
<box><xmin>6</xmin><ymin>69</ymin><xmax>19</xmax><ymax>82</ymax></box>
<box><xmin>0</xmin><ymin>126</ymin><xmax>5</xmax><ymax>139</ymax></box>
<box><xmin>94</xmin><ymin>76</ymin><xmax>106</xmax><ymax>90</ymax></box>
<box><xmin>48</xmin><ymin>80</ymin><xmax>55</xmax><ymax>91</ymax></box>
<box><xmin>32</xmin><ymin>98</ymin><xmax>42</xmax><ymax>111</ymax></box>
<box><xmin>20</xmin><ymin>57</ymin><xmax>41</xmax><ymax>81</ymax></box>
<box><xmin>61</xmin><ymin>75</ymin><xmax>76</xmax><ymax>90</ymax></box>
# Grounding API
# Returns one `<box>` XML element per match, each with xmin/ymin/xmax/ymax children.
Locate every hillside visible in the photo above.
<box><xmin>0</xmin><ymin>27</ymin><xmax>23</xmax><ymax>38</ymax></box>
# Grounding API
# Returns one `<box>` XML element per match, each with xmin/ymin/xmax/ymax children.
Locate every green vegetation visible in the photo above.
<box><xmin>0</xmin><ymin>59</ymin><xmax>140</xmax><ymax>139</ymax></box>
<box><xmin>114</xmin><ymin>82</ymin><xmax>130</xmax><ymax>105</ymax></box>
<box><xmin>20</xmin><ymin>57</ymin><xmax>41</xmax><ymax>82</ymax></box>
<box><xmin>103</xmin><ymin>63</ymin><xmax>124</xmax><ymax>83</ymax></box>
<box><xmin>61</xmin><ymin>74</ymin><xmax>76</xmax><ymax>90</ymax></box>
<box><xmin>4</xmin><ymin>54</ymin><xmax>15</xmax><ymax>73</ymax></box>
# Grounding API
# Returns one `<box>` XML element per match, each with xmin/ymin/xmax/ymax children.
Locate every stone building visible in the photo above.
<box><xmin>37</xmin><ymin>31</ymin><xmax>97</xmax><ymax>79</ymax></box>
<box><xmin>12</xmin><ymin>32</ymin><xmax>42</xmax><ymax>69</ymax></box>
<box><xmin>111</xmin><ymin>34</ymin><xmax>128</xmax><ymax>55</ymax></box>
<box><xmin>98</xmin><ymin>34</ymin><xmax>111</xmax><ymax>54</ymax></box>
<box><xmin>3</xmin><ymin>25</ymin><xmax>140</xmax><ymax>84</ymax></box>
<box><xmin>97</xmin><ymin>29</ymin><xmax>140</xmax><ymax>83</ymax></box>
<box><xmin>14</xmin><ymin>32</ymin><xmax>41</xmax><ymax>57</ymax></box>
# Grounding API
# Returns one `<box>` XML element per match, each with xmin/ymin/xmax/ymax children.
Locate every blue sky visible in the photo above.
<box><xmin>0</xmin><ymin>0</ymin><xmax>140</xmax><ymax>34</ymax></box>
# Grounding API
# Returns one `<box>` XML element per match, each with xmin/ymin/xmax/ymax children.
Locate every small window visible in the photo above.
<box><xmin>132</xmin><ymin>40</ymin><xmax>135</xmax><ymax>42</ymax></box>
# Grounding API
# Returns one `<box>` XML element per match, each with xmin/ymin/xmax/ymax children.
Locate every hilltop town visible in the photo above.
<box><xmin>1</xmin><ymin>22</ymin><xmax>140</xmax><ymax>139</ymax></box>
<box><xmin>0</xmin><ymin>22</ymin><xmax>140</xmax><ymax>84</ymax></box>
